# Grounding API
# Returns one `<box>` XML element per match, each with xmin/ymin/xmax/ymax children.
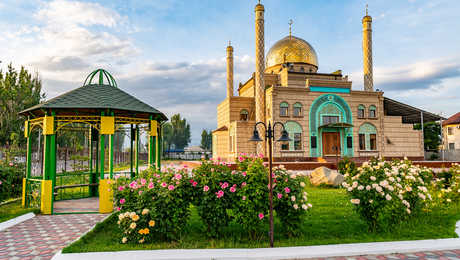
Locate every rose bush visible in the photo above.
<box><xmin>111</xmin><ymin>154</ymin><xmax>312</xmax><ymax>242</ymax></box>
<box><xmin>113</xmin><ymin>166</ymin><xmax>194</xmax><ymax>241</ymax></box>
<box><xmin>118</xmin><ymin>209</ymin><xmax>156</xmax><ymax>244</ymax></box>
<box><xmin>342</xmin><ymin>158</ymin><xmax>432</xmax><ymax>230</ymax></box>
<box><xmin>430</xmin><ymin>163</ymin><xmax>460</xmax><ymax>207</ymax></box>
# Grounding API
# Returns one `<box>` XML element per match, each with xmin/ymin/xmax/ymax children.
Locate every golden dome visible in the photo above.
<box><xmin>266</xmin><ymin>35</ymin><xmax>318</xmax><ymax>68</ymax></box>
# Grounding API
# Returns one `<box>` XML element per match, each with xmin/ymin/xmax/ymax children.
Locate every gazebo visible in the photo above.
<box><xmin>20</xmin><ymin>69</ymin><xmax>167</xmax><ymax>214</ymax></box>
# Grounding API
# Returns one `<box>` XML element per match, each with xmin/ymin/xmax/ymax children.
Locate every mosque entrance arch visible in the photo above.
<box><xmin>309</xmin><ymin>94</ymin><xmax>353</xmax><ymax>157</ymax></box>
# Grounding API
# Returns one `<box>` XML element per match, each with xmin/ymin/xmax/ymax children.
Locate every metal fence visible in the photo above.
<box><xmin>163</xmin><ymin>151</ymin><xmax>211</xmax><ymax>160</ymax></box>
<box><xmin>425</xmin><ymin>150</ymin><xmax>460</xmax><ymax>161</ymax></box>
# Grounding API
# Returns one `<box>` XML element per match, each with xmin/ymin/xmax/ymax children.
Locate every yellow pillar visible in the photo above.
<box><xmin>21</xmin><ymin>178</ymin><xmax>26</xmax><ymax>207</ymax></box>
<box><xmin>40</xmin><ymin>180</ymin><xmax>53</xmax><ymax>215</ymax></box>
<box><xmin>99</xmin><ymin>179</ymin><xmax>113</xmax><ymax>213</ymax></box>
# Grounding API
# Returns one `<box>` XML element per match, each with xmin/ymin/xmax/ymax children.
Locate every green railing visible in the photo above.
<box><xmin>25</xmin><ymin>179</ymin><xmax>42</xmax><ymax>208</ymax></box>
<box><xmin>54</xmin><ymin>172</ymin><xmax>97</xmax><ymax>201</ymax></box>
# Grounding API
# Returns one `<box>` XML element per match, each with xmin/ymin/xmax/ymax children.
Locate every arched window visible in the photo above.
<box><xmin>280</xmin><ymin>102</ymin><xmax>289</xmax><ymax>117</ymax></box>
<box><xmin>282</xmin><ymin>121</ymin><xmax>302</xmax><ymax>151</ymax></box>
<box><xmin>369</xmin><ymin>105</ymin><xmax>377</xmax><ymax>118</ymax></box>
<box><xmin>358</xmin><ymin>104</ymin><xmax>365</xmax><ymax>119</ymax></box>
<box><xmin>293</xmin><ymin>102</ymin><xmax>302</xmax><ymax>117</ymax></box>
<box><xmin>240</xmin><ymin>109</ymin><xmax>249</xmax><ymax>121</ymax></box>
<box><xmin>358</xmin><ymin>123</ymin><xmax>377</xmax><ymax>151</ymax></box>
<box><xmin>300</xmin><ymin>67</ymin><xmax>305</xmax><ymax>72</ymax></box>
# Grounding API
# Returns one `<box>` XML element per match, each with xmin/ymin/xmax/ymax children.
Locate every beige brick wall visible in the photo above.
<box><xmin>383</xmin><ymin>116</ymin><xmax>423</xmax><ymax>157</ymax></box>
<box><xmin>212</xmin><ymin>130</ymin><xmax>229</xmax><ymax>160</ymax></box>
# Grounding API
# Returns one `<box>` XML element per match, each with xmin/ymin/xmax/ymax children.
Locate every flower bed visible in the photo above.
<box><xmin>112</xmin><ymin>155</ymin><xmax>311</xmax><ymax>243</ymax></box>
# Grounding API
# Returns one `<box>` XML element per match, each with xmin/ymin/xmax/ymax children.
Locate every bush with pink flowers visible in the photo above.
<box><xmin>112</xmin><ymin>154</ymin><xmax>311</xmax><ymax>242</ymax></box>
<box><xmin>113</xmin><ymin>166</ymin><xmax>195</xmax><ymax>240</ymax></box>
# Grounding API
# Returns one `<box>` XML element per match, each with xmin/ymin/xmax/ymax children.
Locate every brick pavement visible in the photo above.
<box><xmin>307</xmin><ymin>249</ymin><xmax>460</xmax><ymax>260</ymax></box>
<box><xmin>0</xmin><ymin>214</ymin><xmax>107</xmax><ymax>260</ymax></box>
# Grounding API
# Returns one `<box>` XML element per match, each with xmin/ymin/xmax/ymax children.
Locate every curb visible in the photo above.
<box><xmin>51</xmin><ymin>237</ymin><xmax>460</xmax><ymax>260</ymax></box>
<box><xmin>0</xmin><ymin>212</ymin><xmax>35</xmax><ymax>232</ymax></box>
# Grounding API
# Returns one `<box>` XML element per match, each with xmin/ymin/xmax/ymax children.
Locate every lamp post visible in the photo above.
<box><xmin>250</xmin><ymin>121</ymin><xmax>291</xmax><ymax>248</ymax></box>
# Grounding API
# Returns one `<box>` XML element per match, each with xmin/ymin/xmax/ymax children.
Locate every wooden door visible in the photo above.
<box><xmin>322</xmin><ymin>132</ymin><xmax>340</xmax><ymax>156</ymax></box>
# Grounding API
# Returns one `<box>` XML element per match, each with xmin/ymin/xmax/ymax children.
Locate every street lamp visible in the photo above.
<box><xmin>249</xmin><ymin>121</ymin><xmax>291</xmax><ymax>248</ymax></box>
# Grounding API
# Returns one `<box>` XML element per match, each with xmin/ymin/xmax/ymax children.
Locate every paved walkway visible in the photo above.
<box><xmin>53</xmin><ymin>197</ymin><xmax>99</xmax><ymax>213</ymax></box>
<box><xmin>0</xmin><ymin>214</ymin><xmax>107</xmax><ymax>260</ymax></box>
<box><xmin>309</xmin><ymin>250</ymin><xmax>460</xmax><ymax>259</ymax></box>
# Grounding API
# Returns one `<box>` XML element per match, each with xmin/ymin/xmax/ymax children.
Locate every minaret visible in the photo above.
<box><xmin>255</xmin><ymin>1</ymin><xmax>266</xmax><ymax>156</ymax></box>
<box><xmin>362</xmin><ymin>5</ymin><xmax>374</xmax><ymax>91</ymax></box>
<box><xmin>226</xmin><ymin>41</ymin><xmax>234</xmax><ymax>98</ymax></box>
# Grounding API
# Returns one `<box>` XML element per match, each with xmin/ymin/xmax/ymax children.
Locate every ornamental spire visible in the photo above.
<box><xmin>289</xmin><ymin>19</ymin><xmax>293</xmax><ymax>40</ymax></box>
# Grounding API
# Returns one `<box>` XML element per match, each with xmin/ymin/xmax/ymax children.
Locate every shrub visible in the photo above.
<box><xmin>113</xmin><ymin>166</ymin><xmax>194</xmax><ymax>240</ymax></box>
<box><xmin>117</xmin><ymin>209</ymin><xmax>157</xmax><ymax>244</ymax></box>
<box><xmin>337</xmin><ymin>157</ymin><xmax>356</xmax><ymax>175</ymax></box>
<box><xmin>0</xmin><ymin>162</ymin><xmax>25</xmax><ymax>203</ymax></box>
<box><xmin>191</xmin><ymin>159</ymin><xmax>237</xmax><ymax>237</ymax></box>
<box><xmin>430</xmin><ymin>163</ymin><xmax>460</xmax><ymax>206</ymax></box>
<box><xmin>342</xmin><ymin>158</ymin><xmax>432</xmax><ymax>230</ymax></box>
<box><xmin>272</xmin><ymin>165</ymin><xmax>311</xmax><ymax>237</ymax></box>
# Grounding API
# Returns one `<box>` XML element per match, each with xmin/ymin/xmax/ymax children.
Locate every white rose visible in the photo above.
<box><xmin>385</xmin><ymin>194</ymin><xmax>392</xmax><ymax>201</ymax></box>
<box><xmin>293</xmin><ymin>204</ymin><xmax>299</xmax><ymax>210</ymax></box>
<box><xmin>370</xmin><ymin>176</ymin><xmax>376</xmax><ymax>181</ymax></box>
<box><xmin>300</xmin><ymin>182</ymin><xmax>306</xmax><ymax>187</ymax></box>
<box><xmin>358</xmin><ymin>185</ymin><xmax>364</xmax><ymax>190</ymax></box>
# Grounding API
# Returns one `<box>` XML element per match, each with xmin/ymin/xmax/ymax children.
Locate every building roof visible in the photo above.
<box><xmin>20</xmin><ymin>84</ymin><xmax>168</xmax><ymax>121</ymax></box>
<box><xmin>383</xmin><ymin>97</ymin><xmax>445</xmax><ymax>123</ymax></box>
<box><xmin>212</xmin><ymin>126</ymin><xmax>228</xmax><ymax>133</ymax></box>
<box><xmin>442</xmin><ymin>112</ymin><xmax>460</xmax><ymax>126</ymax></box>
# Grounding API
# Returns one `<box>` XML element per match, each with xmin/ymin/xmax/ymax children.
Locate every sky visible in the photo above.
<box><xmin>1</xmin><ymin>0</ymin><xmax>459</xmax><ymax>145</ymax></box>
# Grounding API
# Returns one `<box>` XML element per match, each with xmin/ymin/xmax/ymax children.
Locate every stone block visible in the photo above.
<box><xmin>309</xmin><ymin>166</ymin><xmax>344</xmax><ymax>187</ymax></box>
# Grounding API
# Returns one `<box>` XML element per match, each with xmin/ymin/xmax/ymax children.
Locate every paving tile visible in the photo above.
<box><xmin>0</xmin><ymin>213</ymin><xmax>107</xmax><ymax>260</ymax></box>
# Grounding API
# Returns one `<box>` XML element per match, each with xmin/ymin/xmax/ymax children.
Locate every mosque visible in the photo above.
<box><xmin>212</xmin><ymin>2</ymin><xmax>443</xmax><ymax>162</ymax></box>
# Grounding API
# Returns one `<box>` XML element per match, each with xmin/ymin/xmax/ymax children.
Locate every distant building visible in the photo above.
<box><xmin>442</xmin><ymin>112</ymin><xmax>460</xmax><ymax>150</ymax></box>
<box><xmin>212</xmin><ymin>3</ymin><xmax>443</xmax><ymax>161</ymax></box>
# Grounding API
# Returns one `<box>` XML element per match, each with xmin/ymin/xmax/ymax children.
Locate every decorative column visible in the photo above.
<box><xmin>99</xmin><ymin>113</ymin><xmax>114</xmax><ymax>214</ymax></box>
<box><xmin>226</xmin><ymin>42</ymin><xmax>234</xmax><ymax>98</ymax></box>
<box><xmin>89</xmin><ymin>127</ymin><xmax>97</xmax><ymax>196</ymax></box>
<box><xmin>41</xmin><ymin>113</ymin><xmax>55</xmax><ymax>214</ymax></box>
<box><xmin>255</xmin><ymin>1</ymin><xmax>266</xmax><ymax>156</ymax></box>
<box><xmin>362</xmin><ymin>5</ymin><xmax>374</xmax><ymax>92</ymax></box>
<box><xmin>135</xmin><ymin>125</ymin><xmax>139</xmax><ymax>177</ymax></box>
<box><xmin>155</xmin><ymin>126</ymin><xmax>161</xmax><ymax>171</ymax></box>
<box><xmin>148</xmin><ymin>119</ymin><xmax>157</xmax><ymax>168</ymax></box>
<box><xmin>22</xmin><ymin>119</ymin><xmax>31</xmax><ymax>207</ymax></box>
<box><xmin>130</xmin><ymin>124</ymin><xmax>134</xmax><ymax>178</ymax></box>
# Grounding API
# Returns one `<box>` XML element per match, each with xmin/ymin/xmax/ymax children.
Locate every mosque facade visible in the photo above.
<box><xmin>213</xmin><ymin>3</ymin><xmax>442</xmax><ymax>161</ymax></box>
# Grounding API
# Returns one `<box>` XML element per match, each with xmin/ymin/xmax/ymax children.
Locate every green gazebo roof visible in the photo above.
<box><xmin>20</xmin><ymin>69</ymin><xmax>167</xmax><ymax>121</ymax></box>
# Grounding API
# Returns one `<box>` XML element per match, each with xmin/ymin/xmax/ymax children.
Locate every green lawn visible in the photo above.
<box><xmin>63</xmin><ymin>184</ymin><xmax>460</xmax><ymax>253</ymax></box>
<box><xmin>0</xmin><ymin>200</ymin><xmax>39</xmax><ymax>223</ymax></box>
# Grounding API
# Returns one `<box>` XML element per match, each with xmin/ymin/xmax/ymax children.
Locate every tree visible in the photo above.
<box><xmin>414</xmin><ymin>121</ymin><xmax>441</xmax><ymax>150</ymax></box>
<box><xmin>200</xmin><ymin>129</ymin><xmax>212</xmax><ymax>151</ymax></box>
<box><xmin>162</xmin><ymin>114</ymin><xmax>191</xmax><ymax>150</ymax></box>
<box><xmin>0</xmin><ymin>64</ymin><xmax>45</xmax><ymax>147</ymax></box>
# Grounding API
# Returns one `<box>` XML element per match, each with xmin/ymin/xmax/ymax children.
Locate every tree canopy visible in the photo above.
<box><xmin>0</xmin><ymin>64</ymin><xmax>45</xmax><ymax>147</ymax></box>
<box><xmin>162</xmin><ymin>114</ymin><xmax>191</xmax><ymax>151</ymax></box>
<box><xmin>200</xmin><ymin>129</ymin><xmax>212</xmax><ymax>151</ymax></box>
<box><xmin>414</xmin><ymin>121</ymin><xmax>441</xmax><ymax>151</ymax></box>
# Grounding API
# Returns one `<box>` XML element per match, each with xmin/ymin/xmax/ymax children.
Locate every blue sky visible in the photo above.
<box><xmin>1</xmin><ymin>0</ymin><xmax>459</xmax><ymax>145</ymax></box>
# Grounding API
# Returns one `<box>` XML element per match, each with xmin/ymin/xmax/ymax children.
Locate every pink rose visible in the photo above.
<box><xmin>230</xmin><ymin>187</ymin><xmax>236</xmax><ymax>193</ymax></box>
<box><xmin>238</xmin><ymin>156</ymin><xmax>244</xmax><ymax>162</ymax></box>
<box><xmin>129</xmin><ymin>181</ymin><xmax>138</xmax><ymax>189</ymax></box>
<box><xmin>284</xmin><ymin>187</ymin><xmax>291</xmax><ymax>193</ymax></box>
<box><xmin>118</xmin><ymin>186</ymin><xmax>125</xmax><ymax>191</ymax></box>
<box><xmin>148</xmin><ymin>182</ymin><xmax>154</xmax><ymax>189</ymax></box>
<box><xmin>168</xmin><ymin>185</ymin><xmax>175</xmax><ymax>190</ymax></box>
<box><xmin>258</xmin><ymin>213</ymin><xmax>264</xmax><ymax>220</ymax></box>
<box><xmin>241</xmin><ymin>182</ymin><xmax>247</xmax><ymax>187</ymax></box>
<box><xmin>119</xmin><ymin>198</ymin><xmax>126</xmax><ymax>204</ymax></box>
<box><xmin>242</xmin><ymin>196</ymin><xmax>246</xmax><ymax>200</ymax></box>
<box><xmin>192</xmin><ymin>181</ymin><xmax>198</xmax><ymax>187</ymax></box>
<box><xmin>138</xmin><ymin>191</ymin><xmax>143</xmax><ymax>195</ymax></box>
<box><xmin>221</xmin><ymin>182</ymin><xmax>229</xmax><ymax>189</ymax></box>
<box><xmin>203</xmin><ymin>185</ymin><xmax>209</xmax><ymax>192</ymax></box>
<box><xmin>161</xmin><ymin>182</ymin><xmax>167</xmax><ymax>187</ymax></box>
<box><xmin>277</xmin><ymin>193</ymin><xmax>282</xmax><ymax>199</ymax></box>
<box><xmin>242</xmin><ymin>172</ymin><xmax>247</xmax><ymax>177</ymax></box>
<box><xmin>174</xmin><ymin>174</ymin><xmax>182</xmax><ymax>180</ymax></box>
<box><xmin>216</xmin><ymin>190</ymin><xmax>224</xmax><ymax>198</ymax></box>
<box><xmin>115</xmin><ymin>207</ymin><xmax>120</xmax><ymax>211</ymax></box>
<box><xmin>140</xmin><ymin>178</ymin><xmax>147</xmax><ymax>185</ymax></box>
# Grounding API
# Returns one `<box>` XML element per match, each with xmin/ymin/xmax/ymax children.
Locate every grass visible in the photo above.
<box><xmin>0</xmin><ymin>200</ymin><xmax>39</xmax><ymax>223</ymax></box>
<box><xmin>63</xmin><ymin>183</ymin><xmax>460</xmax><ymax>253</ymax></box>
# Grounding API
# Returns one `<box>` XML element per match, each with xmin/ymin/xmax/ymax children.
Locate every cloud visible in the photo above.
<box><xmin>351</xmin><ymin>57</ymin><xmax>460</xmax><ymax>91</ymax></box>
<box><xmin>35</xmin><ymin>0</ymin><xmax>121</xmax><ymax>28</ymax></box>
<box><xmin>31</xmin><ymin>56</ymin><xmax>90</xmax><ymax>71</ymax></box>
